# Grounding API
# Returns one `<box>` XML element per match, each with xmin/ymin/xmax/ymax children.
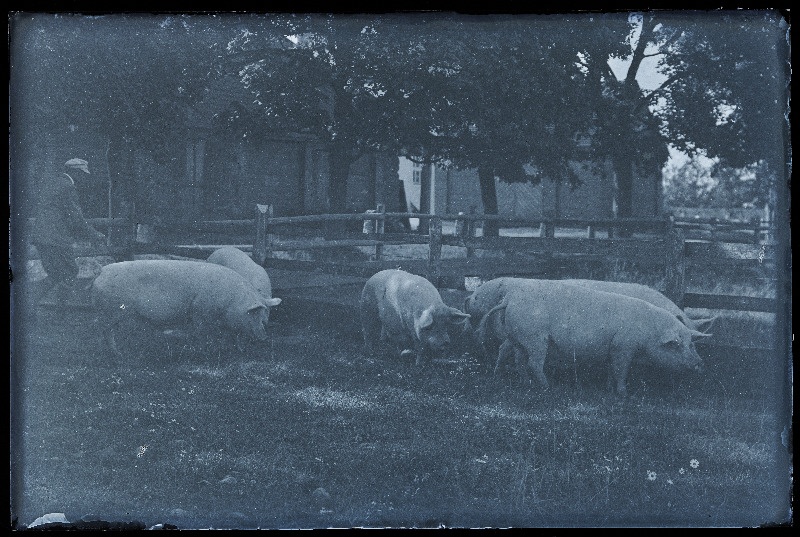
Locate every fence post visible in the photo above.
<box><xmin>427</xmin><ymin>216</ymin><xmax>443</xmax><ymax>286</ymax></box>
<box><xmin>455</xmin><ymin>210</ymin><xmax>467</xmax><ymax>242</ymax></box>
<box><xmin>667</xmin><ymin>214</ymin><xmax>675</xmax><ymax>235</ymax></box>
<box><xmin>253</xmin><ymin>204</ymin><xmax>272</xmax><ymax>267</ymax></box>
<box><xmin>751</xmin><ymin>216</ymin><xmax>761</xmax><ymax>245</ymax></box>
<box><xmin>465</xmin><ymin>206</ymin><xmax>476</xmax><ymax>259</ymax></box>
<box><xmin>454</xmin><ymin>211</ymin><xmax>465</xmax><ymax>238</ymax></box>
<box><xmin>362</xmin><ymin>210</ymin><xmax>375</xmax><ymax>234</ymax></box>
<box><xmin>664</xmin><ymin>227</ymin><xmax>686</xmax><ymax>308</ymax></box>
<box><xmin>540</xmin><ymin>219</ymin><xmax>554</xmax><ymax>238</ymax></box>
<box><xmin>375</xmin><ymin>203</ymin><xmax>385</xmax><ymax>261</ymax></box>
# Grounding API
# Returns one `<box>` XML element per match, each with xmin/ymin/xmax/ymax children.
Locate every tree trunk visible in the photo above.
<box><xmin>612</xmin><ymin>155</ymin><xmax>633</xmax><ymax>237</ymax></box>
<box><xmin>613</xmin><ymin>156</ymin><xmax>633</xmax><ymax>217</ymax></box>
<box><xmin>417</xmin><ymin>163</ymin><xmax>432</xmax><ymax>235</ymax></box>
<box><xmin>478</xmin><ymin>166</ymin><xmax>499</xmax><ymax>237</ymax></box>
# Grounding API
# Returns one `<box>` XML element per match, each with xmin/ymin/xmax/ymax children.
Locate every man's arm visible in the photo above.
<box><xmin>64</xmin><ymin>184</ymin><xmax>106</xmax><ymax>244</ymax></box>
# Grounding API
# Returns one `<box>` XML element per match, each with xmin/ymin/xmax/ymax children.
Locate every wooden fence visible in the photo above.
<box><xmin>23</xmin><ymin>207</ymin><xmax>777</xmax><ymax>314</ymax></box>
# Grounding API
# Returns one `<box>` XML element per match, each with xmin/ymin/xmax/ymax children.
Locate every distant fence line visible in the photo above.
<box><xmin>63</xmin><ymin>211</ymin><xmax>769</xmax><ymax>244</ymax></box>
<box><xmin>22</xmin><ymin>206</ymin><xmax>776</xmax><ymax>314</ymax></box>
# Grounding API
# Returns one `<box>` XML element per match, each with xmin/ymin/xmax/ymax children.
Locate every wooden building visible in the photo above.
<box><xmin>16</xmin><ymin>77</ymin><xmax>401</xmax><ymax>234</ymax></box>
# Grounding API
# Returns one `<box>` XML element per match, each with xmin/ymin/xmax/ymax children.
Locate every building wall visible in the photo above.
<box><xmin>397</xmin><ymin>161</ymin><xmax>545</xmax><ymax>219</ymax></box>
<box><xmin>630</xmin><ymin>163</ymin><xmax>662</xmax><ymax>217</ymax></box>
<box><xmin>241</xmin><ymin>139</ymin><xmax>304</xmax><ymax>216</ymax></box>
<box><xmin>497</xmin><ymin>181</ymin><xmax>542</xmax><ymax>219</ymax></box>
<box><xmin>398</xmin><ymin>157</ymin><xmax>422</xmax><ymax>211</ymax></box>
<box><xmin>541</xmin><ymin>160</ymin><xmax>615</xmax><ymax>219</ymax></box>
<box><xmin>228</xmin><ymin>140</ymin><xmax>400</xmax><ymax>217</ymax></box>
<box><xmin>396</xmin><ymin>157</ymin><xmax>662</xmax><ymax>221</ymax></box>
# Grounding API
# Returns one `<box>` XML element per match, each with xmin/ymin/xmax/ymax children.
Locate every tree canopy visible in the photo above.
<box><xmin>11</xmin><ymin>14</ymin><xmax>222</xmax><ymax>157</ymax></box>
<box><xmin>595</xmin><ymin>11</ymin><xmax>789</xmax><ymax>218</ymax></box>
<box><xmin>651</xmin><ymin>11</ymin><xmax>789</xmax><ymax>175</ymax></box>
<box><xmin>10</xmin><ymin>11</ymin><xmax>789</xmax><ymax>224</ymax></box>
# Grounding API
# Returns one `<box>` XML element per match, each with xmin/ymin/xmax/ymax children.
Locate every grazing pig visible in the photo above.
<box><xmin>91</xmin><ymin>260</ymin><xmax>273</xmax><ymax>358</ymax></box>
<box><xmin>466</xmin><ymin>277</ymin><xmax>713</xmax><ymax>333</ymax></box>
<box><xmin>360</xmin><ymin>269</ymin><xmax>471</xmax><ymax>365</ymax></box>
<box><xmin>479</xmin><ymin>280</ymin><xmax>708</xmax><ymax>396</ymax></box>
<box><xmin>465</xmin><ymin>277</ymin><xmax>714</xmax><ymax>365</ymax></box>
<box><xmin>206</xmin><ymin>246</ymin><xmax>282</xmax><ymax>319</ymax></box>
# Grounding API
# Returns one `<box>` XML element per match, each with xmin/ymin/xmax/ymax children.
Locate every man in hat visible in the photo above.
<box><xmin>32</xmin><ymin>158</ymin><xmax>107</xmax><ymax>305</ymax></box>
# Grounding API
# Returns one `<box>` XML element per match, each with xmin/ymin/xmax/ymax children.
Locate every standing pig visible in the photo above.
<box><xmin>360</xmin><ymin>269</ymin><xmax>471</xmax><ymax>365</ymax></box>
<box><xmin>466</xmin><ymin>277</ymin><xmax>712</xmax><ymax>333</ymax></box>
<box><xmin>206</xmin><ymin>246</ymin><xmax>282</xmax><ymax>318</ymax></box>
<box><xmin>465</xmin><ymin>277</ymin><xmax>713</xmax><ymax>365</ymax></box>
<box><xmin>91</xmin><ymin>260</ymin><xmax>273</xmax><ymax>358</ymax></box>
<box><xmin>480</xmin><ymin>280</ymin><xmax>708</xmax><ymax>396</ymax></box>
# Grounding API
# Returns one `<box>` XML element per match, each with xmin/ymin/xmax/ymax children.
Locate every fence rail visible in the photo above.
<box><xmin>23</xmin><ymin>207</ymin><xmax>776</xmax><ymax>315</ymax></box>
<box><xmin>251</xmin><ymin>205</ymin><xmax>775</xmax><ymax>314</ymax></box>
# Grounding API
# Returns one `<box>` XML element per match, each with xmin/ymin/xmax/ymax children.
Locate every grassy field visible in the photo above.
<box><xmin>11</xmin><ymin>271</ymin><xmax>791</xmax><ymax>529</ymax></box>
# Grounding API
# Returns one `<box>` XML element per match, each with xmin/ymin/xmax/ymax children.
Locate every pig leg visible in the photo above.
<box><xmin>413</xmin><ymin>340</ymin><xmax>430</xmax><ymax>367</ymax></box>
<box><xmin>521</xmin><ymin>335</ymin><xmax>550</xmax><ymax>390</ymax></box>
<box><xmin>379</xmin><ymin>326</ymin><xmax>390</xmax><ymax>343</ymax></box>
<box><xmin>481</xmin><ymin>331</ymin><xmax>500</xmax><ymax>365</ymax></box>
<box><xmin>107</xmin><ymin>325</ymin><xmax>123</xmax><ymax>359</ymax></box>
<box><xmin>609</xmin><ymin>350</ymin><xmax>634</xmax><ymax>397</ymax></box>
<box><xmin>360</xmin><ymin>314</ymin><xmax>383</xmax><ymax>356</ymax></box>
<box><xmin>494</xmin><ymin>338</ymin><xmax>516</xmax><ymax>376</ymax></box>
<box><xmin>100</xmin><ymin>307</ymin><xmax>127</xmax><ymax>359</ymax></box>
<box><xmin>512</xmin><ymin>345</ymin><xmax>533</xmax><ymax>385</ymax></box>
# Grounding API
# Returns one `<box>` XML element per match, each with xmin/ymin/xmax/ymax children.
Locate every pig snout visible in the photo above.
<box><xmin>254</xmin><ymin>320</ymin><xmax>269</xmax><ymax>341</ymax></box>
<box><xmin>424</xmin><ymin>332</ymin><xmax>450</xmax><ymax>352</ymax></box>
<box><xmin>691</xmin><ymin>351</ymin><xmax>705</xmax><ymax>373</ymax></box>
<box><xmin>246</xmin><ymin>309</ymin><xmax>270</xmax><ymax>341</ymax></box>
<box><xmin>683</xmin><ymin>346</ymin><xmax>705</xmax><ymax>372</ymax></box>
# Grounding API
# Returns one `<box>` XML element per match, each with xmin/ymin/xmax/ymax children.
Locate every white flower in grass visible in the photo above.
<box><xmin>647</xmin><ymin>470</ymin><xmax>657</xmax><ymax>481</ymax></box>
<box><xmin>690</xmin><ymin>459</ymin><xmax>700</xmax><ymax>469</ymax></box>
<box><xmin>679</xmin><ymin>468</ymin><xmax>685</xmax><ymax>475</ymax></box>
<box><xmin>667</xmin><ymin>479</ymin><xmax>674</xmax><ymax>485</ymax></box>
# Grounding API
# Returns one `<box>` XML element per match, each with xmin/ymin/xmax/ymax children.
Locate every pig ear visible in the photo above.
<box><xmin>690</xmin><ymin>330</ymin><xmax>712</xmax><ymax>338</ymax></box>
<box><xmin>462</xmin><ymin>296</ymin><xmax>473</xmax><ymax>313</ymax></box>
<box><xmin>692</xmin><ymin>317</ymin><xmax>716</xmax><ymax>333</ymax></box>
<box><xmin>448</xmin><ymin>307</ymin><xmax>471</xmax><ymax>324</ymax></box>
<box><xmin>417</xmin><ymin>308</ymin><xmax>434</xmax><ymax>330</ymax></box>
<box><xmin>266</xmin><ymin>297</ymin><xmax>282</xmax><ymax>307</ymax></box>
<box><xmin>247</xmin><ymin>303</ymin><xmax>267</xmax><ymax>313</ymax></box>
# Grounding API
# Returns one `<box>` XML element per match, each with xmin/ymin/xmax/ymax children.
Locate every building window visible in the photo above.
<box><xmin>412</xmin><ymin>164</ymin><xmax>422</xmax><ymax>185</ymax></box>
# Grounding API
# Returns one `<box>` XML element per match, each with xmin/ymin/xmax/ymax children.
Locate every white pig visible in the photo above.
<box><xmin>206</xmin><ymin>246</ymin><xmax>282</xmax><ymax>317</ymax></box>
<box><xmin>564</xmin><ymin>279</ymin><xmax>715</xmax><ymax>333</ymax></box>
<box><xmin>465</xmin><ymin>277</ymin><xmax>714</xmax><ymax>366</ymax></box>
<box><xmin>465</xmin><ymin>277</ymin><xmax>713</xmax><ymax>334</ymax></box>
<box><xmin>480</xmin><ymin>279</ymin><xmax>708</xmax><ymax>396</ymax></box>
<box><xmin>91</xmin><ymin>260</ymin><xmax>273</xmax><ymax>358</ymax></box>
<box><xmin>360</xmin><ymin>269</ymin><xmax>471</xmax><ymax>365</ymax></box>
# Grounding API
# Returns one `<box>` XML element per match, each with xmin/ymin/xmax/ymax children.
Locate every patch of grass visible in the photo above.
<box><xmin>13</xmin><ymin>305</ymin><xmax>790</xmax><ymax>529</ymax></box>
